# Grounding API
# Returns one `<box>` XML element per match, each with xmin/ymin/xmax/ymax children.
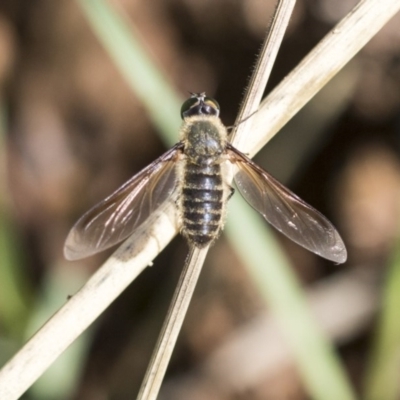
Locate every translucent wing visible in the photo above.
<box><xmin>64</xmin><ymin>143</ymin><xmax>183</xmax><ymax>260</ymax></box>
<box><xmin>227</xmin><ymin>144</ymin><xmax>347</xmax><ymax>263</ymax></box>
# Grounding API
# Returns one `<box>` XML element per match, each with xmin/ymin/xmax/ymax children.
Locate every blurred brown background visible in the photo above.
<box><xmin>1</xmin><ymin>0</ymin><xmax>400</xmax><ymax>399</ymax></box>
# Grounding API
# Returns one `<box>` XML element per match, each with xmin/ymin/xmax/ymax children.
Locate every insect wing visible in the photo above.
<box><xmin>64</xmin><ymin>144</ymin><xmax>183</xmax><ymax>260</ymax></box>
<box><xmin>227</xmin><ymin>144</ymin><xmax>347</xmax><ymax>263</ymax></box>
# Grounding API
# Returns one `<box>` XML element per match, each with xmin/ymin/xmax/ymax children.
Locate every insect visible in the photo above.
<box><xmin>64</xmin><ymin>93</ymin><xmax>347</xmax><ymax>263</ymax></box>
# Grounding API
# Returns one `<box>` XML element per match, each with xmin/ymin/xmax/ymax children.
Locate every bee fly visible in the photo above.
<box><xmin>64</xmin><ymin>93</ymin><xmax>347</xmax><ymax>263</ymax></box>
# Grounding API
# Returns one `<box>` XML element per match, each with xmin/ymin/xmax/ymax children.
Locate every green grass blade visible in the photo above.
<box><xmin>28</xmin><ymin>266</ymin><xmax>92</xmax><ymax>400</ymax></box>
<box><xmin>76</xmin><ymin>0</ymin><xmax>182</xmax><ymax>146</ymax></box>
<box><xmin>0</xmin><ymin>102</ymin><xmax>31</xmax><ymax>337</ymax></box>
<box><xmin>364</xmin><ymin>238</ymin><xmax>400</xmax><ymax>400</ymax></box>
<box><xmin>226</xmin><ymin>194</ymin><xmax>357</xmax><ymax>400</ymax></box>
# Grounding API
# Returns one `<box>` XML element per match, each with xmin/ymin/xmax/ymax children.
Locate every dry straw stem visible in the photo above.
<box><xmin>136</xmin><ymin>246</ymin><xmax>209</xmax><ymax>400</ymax></box>
<box><xmin>240</xmin><ymin>0</ymin><xmax>400</xmax><ymax>157</ymax></box>
<box><xmin>231</xmin><ymin>0</ymin><xmax>296</xmax><ymax>148</ymax></box>
<box><xmin>0</xmin><ymin>0</ymin><xmax>399</xmax><ymax>399</ymax></box>
<box><xmin>136</xmin><ymin>2</ymin><xmax>296</xmax><ymax>399</ymax></box>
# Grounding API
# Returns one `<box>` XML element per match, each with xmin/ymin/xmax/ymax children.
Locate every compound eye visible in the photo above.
<box><xmin>204</xmin><ymin>97</ymin><xmax>220</xmax><ymax>113</ymax></box>
<box><xmin>181</xmin><ymin>94</ymin><xmax>221</xmax><ymax>119</ymax></box>
<box><xmin>180</xmin><ymin>97</ymin><xmax>199</xmax><ymax>119</ymax></box>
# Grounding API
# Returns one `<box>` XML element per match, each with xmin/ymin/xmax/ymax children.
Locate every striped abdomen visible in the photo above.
<box><xmin>181</xmin><ymin>162</ymin><xmax>224</xmax><ymax>247</ymax></box>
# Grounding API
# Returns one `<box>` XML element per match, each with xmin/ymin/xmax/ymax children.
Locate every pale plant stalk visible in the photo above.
<box><xmin>0</xmin><ymin>0</ymin><xmax>399</xmax><ymax>399</ymax></box>
<box><xmin>136</xmin><ymin>2</ymin><xmax>296</xmax><ymax>398</ymax></box>
<box><xmin>136</xmin><ymin>246</ymin><xmax>209</xmax><ymax>400</ymax></box>
<box><xmin>241</xmin><ymin>0</ymin><xmax>400</xmax><ymax>157</ymax></box>
<box><xmin>230</xmin><ymin>0</ymin><xmax>296</xmax><ymax>149</ymax></box>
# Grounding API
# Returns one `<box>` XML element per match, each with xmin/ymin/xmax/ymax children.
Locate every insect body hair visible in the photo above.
<box><xmin>178</xmin><ymin>115</ymin><xmax>231</xmax><ymax>247</ymax></box>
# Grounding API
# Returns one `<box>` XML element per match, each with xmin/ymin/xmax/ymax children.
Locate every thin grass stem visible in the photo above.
<box><xmin>137</xmin><ymin>246</ymin><xmax>208</xmax><ymax>400</ymax></box>
<box><xmin>136</xmin><ymin>2</ymin><xmax>295</xmax><ymax>397</ymax></box>
<box><xmin>231</xmin><ymin>0</ymin><xmax>296</xmax><ymax>149</ymax></box>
